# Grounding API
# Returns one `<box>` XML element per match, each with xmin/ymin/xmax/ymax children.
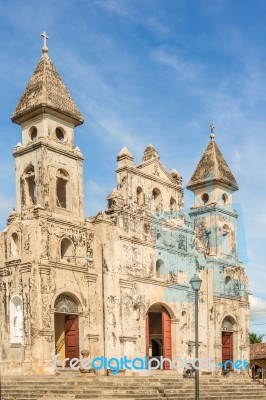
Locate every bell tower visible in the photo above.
<box><xmin>187</xmin><ymin>124</ymin><xmax>239</xmax><ymax>259</ymax></box>
<box><xmin>11</xmin><ymin>32</ymin><xmax>84</xmax><ymax>219</ymax></box>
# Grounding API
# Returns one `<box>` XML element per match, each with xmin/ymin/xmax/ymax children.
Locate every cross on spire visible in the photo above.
<box><xmin>210</xmin><ymin>122</ymin><xmax>215</xmax><ymax>140</ymax></box>
<box><xmin>41</xmin><ymin>31</ymin><xmax>48</xmax><ymax>54</ymax></box>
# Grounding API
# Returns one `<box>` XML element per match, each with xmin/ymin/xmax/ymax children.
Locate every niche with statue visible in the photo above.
<box><xmin>10</xmin><ymin>296</ymin><xmax>24</xmax><ymax>345</ymax></box>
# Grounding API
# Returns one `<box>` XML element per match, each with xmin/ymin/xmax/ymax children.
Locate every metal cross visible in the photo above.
<box><xmin>210</xmin><ymin>122</ymin><xmax>215</xmax><ymax>134</ymax></box>
<box><xmin>41</xmin><ymin>31</ymin><xmax>48</xmax><ymax>48</ymax></box>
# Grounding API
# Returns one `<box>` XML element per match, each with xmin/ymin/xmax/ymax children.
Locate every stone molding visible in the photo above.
<box><xmin>86</xmin><ymin>273</ymin><xmax>97</xmax><ymax>283</ymax></box>
<box><xmin>87</xmin><ymin>334</ymin><xmax>99</xmax><ymax>342</ymax></box>
<box><xmin>119</xmin><ymin>336</ymin><xmax>137</xmax><ymax>343</ymax></box>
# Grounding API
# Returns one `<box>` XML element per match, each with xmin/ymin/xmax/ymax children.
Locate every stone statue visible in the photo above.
<box><xmin>13</xmin><ymin>305</ymin><xmax>23</xmax><ymax>341</ymax></box>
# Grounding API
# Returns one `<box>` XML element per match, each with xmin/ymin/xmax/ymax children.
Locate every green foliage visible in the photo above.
<box><xmin>250</xmin><ymin>332</ymin><xmax>264</xmax><ymax>344</ymax></box>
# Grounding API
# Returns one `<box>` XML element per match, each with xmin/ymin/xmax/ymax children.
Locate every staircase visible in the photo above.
<box><xmin>1</xmin><ymin>372</ymin><xmax>266</xmax><ymax>400</ymax></box>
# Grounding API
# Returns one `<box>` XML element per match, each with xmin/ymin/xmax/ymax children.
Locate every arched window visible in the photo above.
<box><xmin>225</xmin><ymin>276</ymin><xmax>232</xmax><ymax>294</ymax></box>
<box><xmin>201</xmin><ymin>193</ymin><xmax>209</xmax><ymax>204</ymax></box>
<box><xmin>222</xmin><ymin>318</ymin><xmax>234</xmax><ymax>332</ymax></box>
<box><xmin>56</xmin><ymin>169</ymin><xmax>69</xmax><ymax>208</ymax></box>
<box><xmin>170</xmin><ymin>197</ymin><xmax>177</xmax><ymax>212</ymax></box>
<box><xmin>29</xmin><ymin>126</ymin><xmax>37</xmax><ymax>142</ymax></box>
<box><xmin>156</xmin><ymin>259</ymin><xmax>165</xmax><ymax>277</ymax></box>
<box><xmin>55</xmin><ymin>127</ymin><xmax>65</xmax><ymax>142</ymax></box>
<box><xmin>136</xmin><ymin>187</ymin><xmax>145</xmax><ymax>206</ymax></box>
<box><xmin>152</xmin><ymin>188</ymin><xmax>162</xmax><ymax>212</ymax></box>
<box><xmin>11</xmin><ymin>232</ymin><xmax>19</xmax><ymax>257</ymax></box>
<box><xmin>222</xmin><ymin>193</ymin><xmax>228</xmax><ymax>204</ymax></box>
<box><xmin>222</xmin><ymin>224</ymin><xmax>230</xmax><ymax>254</ymax></box>
<box><xmin>22</xmin><ymin>165</ymin><xmax>36</xmax><ymax>207</ymax></box>
<box><xmin>55</xmin><ymin>293</ymin><xmax>79</xmax><ymax>314</ymax></box>
<box><xmin>61</xmin><ymin>238</ymin><xmax>74</xmax><ymax>261</ymax></box>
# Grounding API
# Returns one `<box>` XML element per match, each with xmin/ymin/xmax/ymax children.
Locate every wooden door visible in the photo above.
<box><xmin>65</xmin><ymin>315</ymin><xmax>79</xmax><ymax>364</ymax></box>
<box><xmin>162</xmin><ymin>307</ymin><xmax>172</xmax><ymax>370</ymax></box>
<box><xmin>145</xmin><ymin>314</ymin><xmax>149</xmax><ymax>356</ymax></box>
<box><xmin>222</xmin><ymin>332</ymin><xmax>233</xmax><ymax>369</ymax></box>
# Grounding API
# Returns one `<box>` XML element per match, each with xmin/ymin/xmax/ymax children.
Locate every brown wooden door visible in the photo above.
<box><xmin>65</xmin><ymin>315</ymin><xmax>79</xmax><ymax>364</ymax></box>
<box><xmin>145</xmin><ymin>314</ymin><xmax>149</xmax><ymax>356</ymax></box>
<box><xmin>162</xmin><ymin>307</ymin><xmax>172</xmax><ymax>370</ymax></box>
<box><xmin>222</xmin><ymin>332</ymin><xmax>233</xmax><ymax>369</ymax></box>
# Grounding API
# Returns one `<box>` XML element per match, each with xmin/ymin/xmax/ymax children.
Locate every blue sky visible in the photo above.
<box><xmin>0</xmin><ymin>0</ymin><xmax>266</xmax><ymax>336</ymax></box>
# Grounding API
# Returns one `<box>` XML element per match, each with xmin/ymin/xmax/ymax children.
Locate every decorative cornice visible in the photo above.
<box><xmin>87</xmin><ymin>334</ymin><xmax>99</xmax><ymax>342</ymax></box>
<box><xmin>119</xmin><ymin>336</ymin><xmax>137</xmax><ymax>343</ymax></box>
<box><xmin>5</xmin><ymin>259</ymin><xmax>21</xmax><ymax>267</ymax></box>
<box><xmin>50</xmin><ymin>261</ymin><xmax>87</xmax><ymax>273</ymax></box>
<box><xmin>116</xmin><ymin>165</ymin><xmax>182</xmax><ymax>190</ymax></box>
<box><xmin>119</xmin><ymin>279</ymin><xmax>134</xmax><ymax>289</ymax></box>
<box><xmin>19</xmin><ymin>263</ymin><xmax>32</xmax><ymax>273</ymax></box>
<box><xmin>119</xmin><ymin>235</ymin><xmax>196</xmax><ymax>259</ymax></box>
<box><xmin>189</xmin><ymin>205</ymin><xmax>238</xmax><ymax>219</ymax></box>
<box><xmin>39</xmin><ymin>329</ymin><xmax>54</xmax><ymax>336</ymax></box>
<box><xmin>86</xmin><ymin>272</ymin><xmax>97</xmax><ymax>283</ymax></box>
<box><xmin>39</xmin><ymin>265</ymin><xmax>51</xmax><ymax>275</ymax></box>
<box><xmin>13</xmin><ymin>140</ymin><xmax>84</xmax><ymax>161</ymax></box>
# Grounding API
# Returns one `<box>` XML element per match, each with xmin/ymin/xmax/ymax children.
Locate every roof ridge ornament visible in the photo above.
<box><xmin>210</xmin><ymin>122</ymin><xmax>215</xmax><ymax>140</ymax></box>
<box><xmin>41</xmin><ymin>31</ymin><xmax>48</xmax><ymax>54</ymax></box>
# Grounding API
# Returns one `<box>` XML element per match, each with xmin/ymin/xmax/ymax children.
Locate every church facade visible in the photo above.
<box><xmin>0</xmin><ymin>41</ymin><xmax>249</xmax><ymax>375</ymax></box>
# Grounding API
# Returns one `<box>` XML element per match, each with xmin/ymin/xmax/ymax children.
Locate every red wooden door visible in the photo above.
<box><xmin>162</xmin><ymin>307</ymin><xmax>172</xmax><ymax>370</ymax></box>
<box><xmin>145</xmin><ymin>314</ymin><xmax>149</xmax><ymax>356</ymax></box>
<box><xmin>222</xmin><ymin>332</ymin><xmax>233</xmax><ymax>369</ymax></box>
<box><xmin>65</xmin><ymin>315</ymin><xmax>79</xmax><ymax>364</ymax></box>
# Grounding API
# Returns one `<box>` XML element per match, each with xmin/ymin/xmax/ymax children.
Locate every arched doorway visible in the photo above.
<box><xmin>146</xmin><ymin>304</ymin><xmax>172</xmax><ymax>369</ymax></box>
<box><xmin>251</xmin><ymin>363</ymin><xmax>264</xmax><ymax>380</ymax></box>
<box><xmin>221</xmin><ymin>317</ymin><xmax>234</xmax><ymax>369</ymax></box>
<box><xmin>54</xmin><ymin>293</ymin><xmax>79</xmax><ymax>366</ymax></box>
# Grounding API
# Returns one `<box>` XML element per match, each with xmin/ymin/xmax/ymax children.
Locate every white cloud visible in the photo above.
<box><xmin>250</xmin><ymin>296</ymin><xmax>266</xmax><ymax>321</ymax></box>
<box><xmin>152</xmin><ymin>46</ymin><xmax>202</xmax><ymax>82</ymax></box>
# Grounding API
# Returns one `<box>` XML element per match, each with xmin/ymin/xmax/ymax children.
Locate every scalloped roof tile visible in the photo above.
<box><xmin>12</xmin><ymin>54</ymin><xmax>84</xmax><ymax>126</ymax></box>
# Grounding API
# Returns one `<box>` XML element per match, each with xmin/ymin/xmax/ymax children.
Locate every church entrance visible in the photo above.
<box><xmin>146</xmin><ymin>304</ymin><xmax>172</xmax><ymax>369</ymax></box>
<box><xmin>221</xmin><ymin>318</ymin><xmax>234</xmax><ymax>370</ymax></box>
<box><xmin>54</xmin><ymin>294</ymin><xmax>79</xmax><ymax>366</ymax></box>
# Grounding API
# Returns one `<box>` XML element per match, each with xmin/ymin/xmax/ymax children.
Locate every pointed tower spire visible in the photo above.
<box><xmin>187</xmin><ymin>124</ymin><xmax>239</xmax><ymax>191</ymax></box>
<box><xmin>11</xmin><ymin>33</ymin><xmax>83</xmax><ymax>126</ymax></box>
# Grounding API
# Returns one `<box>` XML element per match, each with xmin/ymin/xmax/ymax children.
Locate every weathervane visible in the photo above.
<box><xmin>210</xmin><ymin>122</ymin><xmax>215</xmax><ymax>140</ymax></box>
<box><xmin>41</xmin><ymin>31</ymin><xmax>48</xmax><ymax>54</ymax></box>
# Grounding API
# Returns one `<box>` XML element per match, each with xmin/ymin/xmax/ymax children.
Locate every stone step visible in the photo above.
<box><xmin>1</xmin><ymin>374</ymin><xmax>266</xmax><ymax>400</ymax></box>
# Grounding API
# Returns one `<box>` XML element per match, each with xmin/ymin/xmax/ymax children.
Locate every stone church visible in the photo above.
<box><xmin>0</xmin><ymin>39</ymin><xmax>250</xmax><ymax>375</ymax></box>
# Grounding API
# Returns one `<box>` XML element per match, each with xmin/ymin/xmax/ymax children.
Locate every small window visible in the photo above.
<box><xmin>225</xmin><ymin>276</ymin><xmax>232</xmax><ymax>293</ymax></box>
<box><xmin>222</xmin><ymin>193</ymin><xmax>228</xmax><ymax>204</ymax></box>
<box><xmin>170</xmin><ymin>197</ymin><xmax>177</xmax><ymax>212</ymax></box>
<box><xmin>201</xmin><ymin>193</ymin><xmax>209</xmax><ymax>204</ymax></box>
<box><xmin>61</xmin><ymin>238</ymin><xmax>74</xmax><ymax>261</ymax></box>
<box><xmin>56</xmin><ymin>127</ymin><xmax>65</xmax><ymax>142</ymax></box>
<box><xmin>29</xmin><ymin>127</ymin><xmax>37</xmax><ymax>142</ymax></box>
<box><xmin>56</xmin><ymin>169</ymin><xmax>69</xmax><ymax>208</ymax></box>
<box><xmin>152</xmin><ymin>188</ymin><xmax>162</xmax><ymax>212</ymax></box>
<box><xmin>11</xmin><ymin>233</ymin><xmax>19</xmax><ymax>257</ymax></box>
<box><xmin>136</xmin><ymin>187</ymin><xmax>145</xmax><ymax>206</ymax></box>
<box><xmin>156</xmin><ymin>259</ymin><xmax>165</xmax><ymax>277</ymax></box>
<box><xmin>222</xmin><ymin>224</ymin><xmax>230</xmax><ymax>254</ymax></box>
